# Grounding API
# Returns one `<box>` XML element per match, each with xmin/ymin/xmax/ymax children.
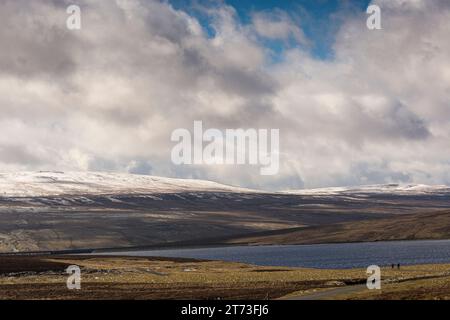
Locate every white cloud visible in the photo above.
<box><xmin>251</xmin><ymin>10</ymin><xmax>307</xmax><ymax>45</ymax></box>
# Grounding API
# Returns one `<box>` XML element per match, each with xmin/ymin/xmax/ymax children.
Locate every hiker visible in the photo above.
<box><xmin>397</xmin><ymin>263</ymin><xmax>400</xmax><ymax>269</ymax></box>
<box><xmin>391</xmin><ymin>264</ymin><xmax>394</xmax><ymax>269</ymax></box>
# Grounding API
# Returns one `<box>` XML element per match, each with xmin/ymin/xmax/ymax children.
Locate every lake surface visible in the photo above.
<box><xmin>100</xmin><ymin>239</ymin><xmax>450</xmax><ymax>269</ymax></box>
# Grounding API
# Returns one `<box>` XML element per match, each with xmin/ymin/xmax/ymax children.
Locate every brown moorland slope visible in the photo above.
<box><xmin>229</xmin><ymin>210</ymin><xmax>450</xmax><ymax>245</ymax></box>
<box><xmin>1</xmin><ymin>255</ymin><xmax>450</xmax><ymax>300</ymax></box>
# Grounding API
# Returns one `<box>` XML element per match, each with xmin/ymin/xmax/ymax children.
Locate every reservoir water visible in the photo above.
<box><xmin>101</xmin><ymin>239</ymin><xmax>450</xmax><ymax>269</ymax></box>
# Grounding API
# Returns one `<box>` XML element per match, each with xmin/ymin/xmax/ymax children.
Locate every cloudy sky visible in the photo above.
<box><xmin>1</xmin><ymin>0</ymin><xmax>449</xmax><ymax>190</ymax></box>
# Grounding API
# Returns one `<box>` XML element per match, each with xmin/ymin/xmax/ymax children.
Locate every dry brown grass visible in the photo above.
<box><xmin>1</xmin><ymin>255</ymin><xmax>450</xmax><ymax>300</ymax></box>
<box><xmin>230</xmin><ymin>210</ymin><xmax>450</xmax><ymax>245</ymax></box>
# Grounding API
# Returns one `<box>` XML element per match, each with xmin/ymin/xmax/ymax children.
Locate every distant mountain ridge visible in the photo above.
<box><xmin>0</xmin><ymin>171</ymin><xmax>257</xmax><ymax>197</ymax></box>
<box><xmin>1</xmin><ymin>171</ymin><xmax>449</xmax><ymax>252</ymax></box>
<box><xmin>0</xmin><ymin>171</ymin><xmax>448</xmax><ymax>197</ymax></box>
<box><xmin>283</xmin><ymin>183</ymin><xmax>450</xmax><ymax>195</ymax></box>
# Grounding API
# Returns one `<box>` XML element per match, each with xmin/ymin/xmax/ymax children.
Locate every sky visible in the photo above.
<box><xmin>0</xmin><ymin>0</ymin><xmax>450</xmax><ymax>190</ymax></box>
<box><xmin>170</xmin><ymin>0</ymin><xmax>372</xmax><ymax>60</ymax></box>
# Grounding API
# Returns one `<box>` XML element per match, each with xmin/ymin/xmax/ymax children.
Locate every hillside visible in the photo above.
<box><xmin>229</xmin><ymin>210</ymin><xmax>450</xmax><ymax>245</ymax></box>
<box><xmin>0</xmin><ymin>171</ymin><xmax>256</xmax><ymax>197</ymax></box>
<box><xmin>0</xmin><ymin>171</ymin><xmax>450</xmax><ymax>252</ymax></box>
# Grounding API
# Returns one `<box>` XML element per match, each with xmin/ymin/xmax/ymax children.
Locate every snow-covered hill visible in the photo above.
<box><xmin>0</xmin><ymin>171</ymin><xmax>257</xmax><ymax>197</ymax></box>
<box><xmin>283</xmin><ymin>183</ymin><xmax>450</xmax><ymax>195</ymax></box>
<box><xmin>0</xmin><ymin>172</ymin><xmax>449</xmax><ymax>253</ymax></box>
<box><xmin>0</xmin><ymin>171</ymin><xmax>449</xmax><ymax>197</ymax></box>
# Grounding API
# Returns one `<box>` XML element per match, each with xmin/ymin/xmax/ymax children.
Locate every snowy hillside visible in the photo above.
<box><xmin>283</xmin><ymin>183</ymin><xmax>450</xmax><ymax>195</ymax></box>
<box><xmin>0</xmin><ymin>171</ymin><xmax>257</xmax><ymax>197</ymax></box>
<box><xmin>0</xmin><ymin>172</ymin><xmax>450</xmax><ymax>253</ymax></box>
<box><xmin>0</xmin><ymin>171</ymin><xmax>448</xmax><ymax>197</ymax></box>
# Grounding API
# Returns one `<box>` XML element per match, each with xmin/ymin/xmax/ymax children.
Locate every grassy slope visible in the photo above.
<box><xmin>1</xmin><ymin>255</ymin><xmax>450</xmax><ymax>300</ymax></box>
<box><xmin>228</xmin><ymin>210</ymin><xmax>450</xmax><ymax>245</ymax></box>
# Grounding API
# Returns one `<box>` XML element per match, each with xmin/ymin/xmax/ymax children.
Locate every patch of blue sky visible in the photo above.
<box><xmin>167</xmin><ymin>0</ymin><xmax>371</xmax><ymax>61</ymax></box>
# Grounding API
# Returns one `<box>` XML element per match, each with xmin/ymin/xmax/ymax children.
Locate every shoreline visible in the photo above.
<box><xmin>2</xmin><ymin>235</ymin><xmax>450</xmax><ymax>257</ymax></box>
<box><xmin>2</xmin><ymin>237</ymin><xmax>450</xmax><ymax>259</ymax></box>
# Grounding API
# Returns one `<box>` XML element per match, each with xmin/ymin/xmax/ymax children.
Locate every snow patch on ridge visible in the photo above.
<box><xmin>0</xmin><ymin>171</ymin><xmax>258</xmax><ymax>197</ymax></box>
<box><xmin>283</xmin><ymin>183</ymin><xmax>450</xmax><ymax>195</ymax></box>
<box><xmin>0</xmin><ymin>171</ymin><xmax>448</xmax><ymax>197</ymax></box>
